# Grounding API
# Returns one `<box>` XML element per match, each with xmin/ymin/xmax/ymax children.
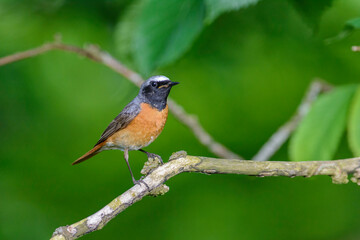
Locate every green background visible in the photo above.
<box><xmin>1</xmin><ymin>0</ymin><xmax>360</xmax><ymax>239</ymax></box>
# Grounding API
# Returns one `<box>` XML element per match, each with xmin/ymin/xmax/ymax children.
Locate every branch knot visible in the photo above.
<box><xmin>169</xmin><ymin>151</ymin><xmax>187</xmax><ymax>161</ymax></box>
<box><xmin>331</xmin><ymin>166</ymin><xmax>349</xmax><ymax>184</ymax></box>
<box><xmin>149</xmin><ymin>184</ymin><xmax>170</xmax><ymax>197</ymax></box>
<box><xmin>350</xmin><ymin>168</ymin><xmax>360</xmax><ymax>185</ymax></box>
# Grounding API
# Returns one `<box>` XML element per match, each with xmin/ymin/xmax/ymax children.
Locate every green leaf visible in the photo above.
<box><xmin>344</xmin><ymin>18</ymin><xmax>360</xmax><ymax>30</ymax></box>
<box><xmin>325</xmin><ymin>18</ymin><xmax>360</xmax><ymax>44</ymax></box>
<box><xmin>288</xmin><ymin>0</ymin><xmax>333</xmax><ymax>31</ymax></box>
<box><xmin>204</xmin><ymin>0</ymin><xmax>259</xmax><ymax>23</ymax></box>
<box><xmin>348</xmin><ymin>86</ymin><xmax>360</xmax><ymax>156</ymax></box>
<box><xmin>133</xmin><ymin>0</ymin><xmax>205</xmax><ymax>75</ymax></box>
<box><xmin>114</xmin><ymin>1</ymin><xmax>146</xmax><ymax>68</ymax></box>
<box><xmin>289</xmin><ymin>85</ymin><xmax>357</xmax><ymax>161</ymax></box>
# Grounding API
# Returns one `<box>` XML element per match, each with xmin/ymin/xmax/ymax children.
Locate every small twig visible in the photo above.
<box><xmin>0</xmin><ymin>39</ymin><xmax>242</xmax><ymax>160</ymax></box>
<box><xmin>252</xmin><ymin>79</ymin><xmax>333</xmax><ymax>161</ymax></box>
<box><xmin>51</xmin><ymin>151</ymin><xmax>360</xmax><ymax>240</ymax></box>
<box><xmin>352</xmin><ymin>46</ymin><xmax>360</xmax><ymax>52</ymax></box>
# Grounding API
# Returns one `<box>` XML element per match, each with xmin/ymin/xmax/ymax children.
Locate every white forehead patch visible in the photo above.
<box><xmin>149</xmin><ymin>75</ymin><xmax>170</xmax><ymax>82</ymax></box>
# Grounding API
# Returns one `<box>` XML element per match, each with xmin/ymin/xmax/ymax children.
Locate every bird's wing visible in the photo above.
<box><xmin>94</xmin><ymin>101</ymin><xmax>141</xmax><ymax>146</ymax></box>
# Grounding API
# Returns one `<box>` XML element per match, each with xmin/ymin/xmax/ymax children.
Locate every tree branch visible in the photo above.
<box><xmin>51</xmin><ymin>151</ymin><xmax>360</xmax><ymax>240</ymax></box>
<box><xmin>0</xmin><ymin>38</ymin><xmax>242</xmax><ymax>160</ymax></box>
<box><xmin>252</xmin><ymin>79</ymin><xmax>333</xmax><ymax>161</ymax></box>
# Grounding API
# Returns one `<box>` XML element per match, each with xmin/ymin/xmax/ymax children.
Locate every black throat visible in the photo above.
<box><xmin>138</xmin><ymin>90</ymin><xmax>170</xmax><ymax>111</ymax></box>
<box><xmin>145</xmin><ymin>95</ymin><xmax>168</xmax><ymax>110</ymax></box>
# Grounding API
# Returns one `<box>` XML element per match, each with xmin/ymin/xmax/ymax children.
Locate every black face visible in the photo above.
<box><xmin>143</xmin><ymin>80</ymin><xmax>174</xmax><ymax>95</ymax></box>
<box><xmin>139</xmin><ymin>76</ymin><xmax>179</xmax><ymax>110</ymax></box>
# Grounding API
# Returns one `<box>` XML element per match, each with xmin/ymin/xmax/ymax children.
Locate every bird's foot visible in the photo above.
<box><xmin>138</xmin><ymin>177</ymin><xmax>169</xmax><ymax>197</ymax></box>
<box><xmin>146</xmin><ymin>153</ymin><xmax>163</xmax><ymax>164</ymax></box>
<box><xmin>141</xmin><ymin>155</ymin><xmax>163</xmax><ymax>175</ymax></box>
<box><xmin>133</xmin><ymin>178</ymin><xmax>150</xmax><ymax>191</ymax></box>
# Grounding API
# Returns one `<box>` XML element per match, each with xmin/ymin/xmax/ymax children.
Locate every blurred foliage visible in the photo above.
<box><xmin>204</xmin><ymin>0</ymin><xmax>259</xmax><ymax>23</ymax></box>
<box><xmin>326</xmin><ymin>17</ymin><xmax>360</xmax><ymax>43</ymax></box>
<box><xmin>288</xmin><ymin>0</ymin><xmax>334</xmax><ymax>30</ymax></box>
<box><xmin>1</xmin><ymin>0</ymin><xmax>360</xmax><ymax>240</ymax></box>
<box><xmin>133</xmin><ymin>0</ymin><xmax>205</xmax><ymax>75</ymax></box>
<box><xmin>116</xmin><ymin>0</ymin><xmax>260</xmax><ymax>75</ymax></box>
<box><xmin>348</xmin><ymin>87</ymin><xmax>360</xmax><ymax>156</ymax></box>
<box><xmin>290</xmin><ymin>85</ymin><xmax>357</xmax><ymax>161</ymax></box>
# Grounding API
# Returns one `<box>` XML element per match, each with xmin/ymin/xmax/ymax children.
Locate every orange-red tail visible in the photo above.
<box><xmin>72</xmin><ymin>143</ymin><xmax>104</xmax><ymax>165</ymax></box>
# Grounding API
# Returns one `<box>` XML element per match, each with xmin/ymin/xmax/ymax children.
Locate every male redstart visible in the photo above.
<box><xmin>72</xmin><ymin>75</ymin><xmax>179</xmax><ymax>184</ymax></box>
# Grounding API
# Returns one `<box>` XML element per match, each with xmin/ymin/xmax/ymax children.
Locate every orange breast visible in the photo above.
<box><xmin>107</xmin><ymin>103</ymin><xmax>168</xmax><ymax>150</ymax></box>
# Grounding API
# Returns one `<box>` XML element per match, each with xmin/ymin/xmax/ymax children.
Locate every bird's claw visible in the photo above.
<box><xmin>133</xmin><ymin>179</ymin><xmax>150</xmax><ymax>191</ymax></box>
<box><xmin>147</xmin><ymin>153</ymin><xmax>163</xmax><ymax>164</ymax></box>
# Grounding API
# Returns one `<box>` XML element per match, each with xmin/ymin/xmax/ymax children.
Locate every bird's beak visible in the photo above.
<box><xmin>170</xmin><ymin>82</ymin><xmax>179</xmax><ymax>86</ymax></box>
<box><xmin>158</xmin><ymin>81</ymin><xmax>179</xmax><ymax>89</ymax></box>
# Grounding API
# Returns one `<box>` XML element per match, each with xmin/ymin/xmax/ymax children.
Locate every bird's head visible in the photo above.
<box><xmin>139</xmin><ymin>75</ymin><xmax>179</xmax><ymax>110</ymax></box>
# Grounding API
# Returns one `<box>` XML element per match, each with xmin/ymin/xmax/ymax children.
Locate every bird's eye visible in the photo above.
<box><xmin>151</xmin><ymin>82</ymin><xmax>157</xmax><ymax>87</ymax></box>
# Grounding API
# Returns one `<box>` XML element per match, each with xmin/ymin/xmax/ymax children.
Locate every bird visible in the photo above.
<box><xmin>72</xmin><ymin>75</ymin><xmax>179</xmax><ymax>184</ymax></box>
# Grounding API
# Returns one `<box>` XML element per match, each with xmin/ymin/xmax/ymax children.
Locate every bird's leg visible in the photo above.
<box><xmin>124</xmin><ymin>149</ymin><xmax>136</xmax><ymax>184</ymax></box>
<box><xmin>124</xmin><ymin>149</ymin><xmax>149</xmax><ymax>190</ymax></box>
<box><xmin>139</xmin><ymin>149</ymin><xmax>163</xmax><ymax>164</ymax></box>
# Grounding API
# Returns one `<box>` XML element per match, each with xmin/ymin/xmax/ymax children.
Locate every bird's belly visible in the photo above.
<box><xmin>106</xmin><ymin>104</ymin><xmax>168</xmax><ymax>151</ymax></box>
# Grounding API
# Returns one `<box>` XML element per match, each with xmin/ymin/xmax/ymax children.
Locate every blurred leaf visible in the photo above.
<box><xmin>289</xmin><ymin>85</ymin><xmax>357</xmax><ymax>161</ymax></box>
<box><xmin>348</xmin><ymin>86</ymin><xmax>360</xmax><ymax>157</ymax></box>
<box><xmin>133</xmin><ymin>0</ymin><xmax>205</xmax><ymax>75</ymax></box>
<box><xmin>288</xmin><ymin>0</ymin><xmax>333</xmax><ymax>30</ymax></box>
<box><xmin>345</xmin><ymin>18</ymin><xmax>360</xmax><ymax>29</ymax></box>
<box><xmin>204</xmin><ymin>0</ymin><xmax>259</xmax><ymax>23</ymax></box>
<box><xmin>114</xmin><ymin>0</ymin><xmax>145</xmax><ymax>68</ymax></box>
<box><xmin>325</xmin><ymin>18</ymin><xmax>360</xmax><ymax>44</ymax></box>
